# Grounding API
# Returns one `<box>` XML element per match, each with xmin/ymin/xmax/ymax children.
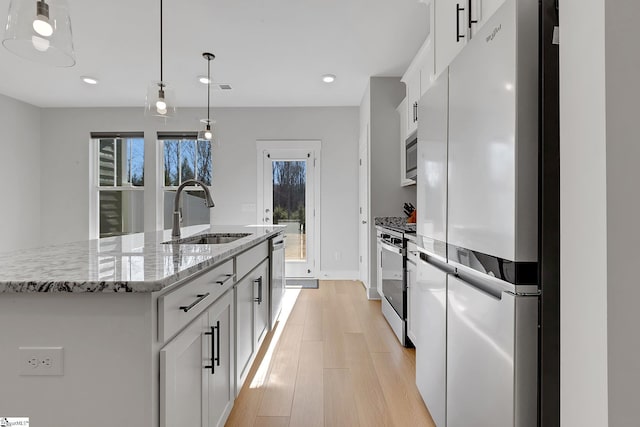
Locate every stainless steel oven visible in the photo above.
<box><xmin>377</xmin><ymin>228</ymin><xmax>409</xmax><ymax>346</ymax></box>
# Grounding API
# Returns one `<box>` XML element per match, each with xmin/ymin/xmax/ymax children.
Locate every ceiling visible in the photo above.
<box><xmin>0</xmin><ymin>0</ymin><xmax>429</xmax><ymax>108</ymax></box>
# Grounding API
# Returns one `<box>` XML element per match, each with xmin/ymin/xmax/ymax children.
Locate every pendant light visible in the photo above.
<box><xmin>2</xmin><ymin>0</ymin><xmax>75</xmax><ymax>67</ymax></box>
<box><xmin>145</xmin><ymin>0</ymin><xmax>175</xmax><ymax>119</ymax></box>
<box><xmin>197</xmin><ymin>52</ymin><xmax>215</xmax><ymax>141</ymax></box>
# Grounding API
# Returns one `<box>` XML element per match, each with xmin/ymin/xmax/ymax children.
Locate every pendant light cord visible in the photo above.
<box><xmin>207</xmin><ymin>57</ymin><xmax>211</xmax><ymax>122</ymax></box>
<box><xmin>160</xmin><ymin>0</ymin><xmax>163</xmax><ymax>82</ymax></box>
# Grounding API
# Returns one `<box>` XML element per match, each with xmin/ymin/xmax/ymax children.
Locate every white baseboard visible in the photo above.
<box><xmin>318</xmin><ymin>270</ymin><xmax>360</xmax><ymax>281</ymax></box>
<box><xmin>366</xmin><ymin>287</ymin><xmax>381</xmax><ymax>300</ymax></box>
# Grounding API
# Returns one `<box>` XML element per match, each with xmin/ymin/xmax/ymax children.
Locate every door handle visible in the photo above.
<box><xmin>456</xmin><ymin>3</ymin><xmax>466</xmax><ymax>42</ymax></box>
<box><xmin>362</xmin><ymin>220</ymin><xmax>367</xmax><ymax>224</ymax></box>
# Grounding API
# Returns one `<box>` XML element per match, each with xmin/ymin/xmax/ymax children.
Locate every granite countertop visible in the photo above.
<box><xmin>375</xmin><ymin>216</ymin><xmax>416</xmax><ymax>235</ymax></box>
<box><xmin>0</xmin><ymin>225</ymin><xmax>284</xmax><ymax>294</ymax></box>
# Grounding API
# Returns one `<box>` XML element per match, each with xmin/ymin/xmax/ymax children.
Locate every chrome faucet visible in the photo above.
<box><xmin>172</xmin><ymin>179</ymin><xmax>215</xmax><ymax>239</ymax></box>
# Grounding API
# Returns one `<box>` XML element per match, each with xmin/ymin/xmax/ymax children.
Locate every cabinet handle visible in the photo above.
<box><xmin>179</xmin><ymin>293</ymin><xmax>210</xmax><ymax>313</ymax></box>
<box><xmin>254</xmin><ymin>276</ymin><xmax>263</xmax><ymax>304</ymax></box>
<box><xmin>215</xmin><ymin>320</ymin><xmax>220</xmax><ymax>367</ymax></box>
<box><xmin>204</xmin><ymin>325</ymin><xmax>216</xmax><ymax>375</ymax></box>
<box><xmin>215</xmin><ymin>273</ymin><xmax>235</xmax><ymax>287</ymax></box>
<box><xmin>456</xmin><ymin>3</ymin><xmax>466</xmax><ymax>42</ymax></box>
<box><xmin>468</xmin><ymin>0</ymin><xmax>478</xmax><ymax>29</ymax></box>
<box><xmin>414</xmin><ymin>102</ymin><xmax>418</xmax><ymax>122</ymax></box>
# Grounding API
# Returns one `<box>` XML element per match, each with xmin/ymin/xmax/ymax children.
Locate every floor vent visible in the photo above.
<box><xmin>214</xmin><ymin>84</ymin><xmax>233</xmax><ymax>91</ymax></box>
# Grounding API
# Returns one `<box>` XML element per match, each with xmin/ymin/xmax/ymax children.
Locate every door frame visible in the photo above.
<box><xmin>256</xmin><ymin>140</ymin><xmax>321</xmax><ymax>279</ymax></box>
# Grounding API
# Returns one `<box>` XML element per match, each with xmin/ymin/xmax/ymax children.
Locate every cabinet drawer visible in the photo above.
<box><xmin>158</xmin><ymin>259</ymin><xmax>234</xmax><ymax>343</ymax></box>
<box><xmin>236</xmin><ymin>241</ymin><xmax>269</xmax><ymax>281</ymax></box>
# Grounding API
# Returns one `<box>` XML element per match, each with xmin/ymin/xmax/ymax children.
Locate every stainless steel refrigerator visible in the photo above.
<box><xmin>416</xmin><ymin>0</ymin><xmax>543</xmax><ymax>425</ymax></box>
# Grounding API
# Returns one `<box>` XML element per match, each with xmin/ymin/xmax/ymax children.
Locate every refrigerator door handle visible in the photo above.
<box><xmin>453</xmin><ymin>272</ymin><xmax>503</xmax><ymax>300</ymax></box>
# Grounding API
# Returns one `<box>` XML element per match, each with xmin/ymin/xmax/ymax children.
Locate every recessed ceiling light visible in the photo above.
<box><xmin>81</xmin><ymin>76</ymin><xmax>98</xmax><ymax>85</ymax></box>
<box><xmin>198</xmin><ymin>75</ymin><xmax>211</xmax><ymax>84</ymax></box>
<box><xmin>322</xmin><ymin>74</ymin><xmax>336</xmax><ymax>83</ymax></box>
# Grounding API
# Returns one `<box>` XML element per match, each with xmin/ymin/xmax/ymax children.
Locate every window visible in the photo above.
<box><xmin>159</xmin><ymin>133</ymin><xmax>212</xmax><ymax>229</ymax></box>
<box><xmin>91</xmin><ymin>133</ymin><xmax>145</xmax><ymax>238</ymax></box>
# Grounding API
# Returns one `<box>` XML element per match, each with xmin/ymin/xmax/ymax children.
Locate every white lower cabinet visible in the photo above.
<box><xmin>161</xmin><ymin>290</ymin><xmax>235</xmax><ymax>427</ymax></box>
<box><xmin>235</xmin><ymin>258</ymin><xmax>269</xmax><ymax>394</ymax></box>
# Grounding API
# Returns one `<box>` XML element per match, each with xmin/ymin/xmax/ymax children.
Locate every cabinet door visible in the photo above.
<box><xmin>160</xmin><ymin>313</ymin><xmax>208</xmax><ymax>427</ymax></box>
<box><xmin>253</xmin><ymin>260</ymin><xmax>270</xmax><ymax>347</ymax></box>
<box><xmin>434</xmin><ymin>0</ymin><xmax>468</xmax><ymax>78</ymax></box>
<box><xmin>406</xmin><ymin>70</ymin><xmax>421</xmax><ymax>135</ymax></box>
<box><xmin>207</xmin><ymin>291</ymin><xmax>235</xmax><ymax>427</ymax></box>
<box><xmin>235</xmin><ymin>275</ymin><xmax>254</xmax><ymax>392</ymax></box>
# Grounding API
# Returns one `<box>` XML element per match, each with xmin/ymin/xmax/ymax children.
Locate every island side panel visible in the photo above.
<box><xmin>0</xmin><ymin>292</ymin><xmax>155</xmax><ymax>427</ymax></box>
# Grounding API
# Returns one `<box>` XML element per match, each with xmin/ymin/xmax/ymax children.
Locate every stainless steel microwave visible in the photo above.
<box><xmin>405</xmin><ymin>133</ymin><xmax>417</xmax><ymax>180</ymax></box>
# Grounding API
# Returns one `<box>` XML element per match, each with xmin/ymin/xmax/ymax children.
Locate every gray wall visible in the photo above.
<box><xmin>39</xmin><ymin>106</ymin><xmax>360</xmax><ymax>276</ymax></box>
<box><xmin>0</xmin><ymin>93</ymin><xmax>41</xmax><ymax>253</ymax></box>
<box><xmin>604</xmin><ymin>0</ymin><xmax>640</xmax><ymax>425</ymax></box>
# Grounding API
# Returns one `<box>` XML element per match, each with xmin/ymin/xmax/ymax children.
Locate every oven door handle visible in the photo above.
<box><xmin>380</xmin><ymin>241</ymin><xmax>405</xmax><ymax>256</ymax></box>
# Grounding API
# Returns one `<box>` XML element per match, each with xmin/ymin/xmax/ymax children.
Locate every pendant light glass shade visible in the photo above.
<box><xmin>197</xmin><ymin>122</ymin><xmax>213</xmax><ymax>141</ymax></box>
<box><xmin>2</xmin><ymin>0</ymin><xmax>75</xmax><ymax>67</ymax></box>
<box><xmin>197</xmin><ymin>52</ymin><xmax>215</xmax><ymax>142</ymax></box>
<box><xmin>145</xmin><ymin>81</ymin><xmax>176</xmax><ymax>118</ymax></box>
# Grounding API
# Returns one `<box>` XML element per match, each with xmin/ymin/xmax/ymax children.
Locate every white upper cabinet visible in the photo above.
<box><xmin>434</xmin><ymin>0</ymin><xmax>469</xmax><ymax>78</ymax></box>
<box><xmin>402</xmin><ymin>35</ymin><xmax>434</xmax><ymax>136</ymax></box>
<box><xmin>406</xmin><ymin>70</ymin><xmax>421</xmax><ymax>136</ymax></box>
<box><xmin>433</xmin><ymin>0</ymin><xmax>506</xmax><ymax>78</ymax></box>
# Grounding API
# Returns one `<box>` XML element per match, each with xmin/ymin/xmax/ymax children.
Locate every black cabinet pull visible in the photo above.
<box><xmin>414</xmin><ymin>102</ymin><xmax>418</xmax><ymax>122</ymax></box>
<box><xmin>179</xmin><ymin>293</ymin><xmax>210</xmax><ymax>312</ymax></box>
<box><xmin>468</xmin><ymin>0</ymin><xmax>478</xmax><ymax>29</ymax></box>
<box><xmin>215</xmin><ymin>273</ymin><xmax>235</xmax><ymax>287</ymax></box>
<box><xmin>254</xmin><ymin>276</ymin><xmax>263</xmax><ymax>304</ymax></box>
<box><xmin>204</xmin><ymin>326</ymin><xmax>215</xmax><ymax>374</ymax></box>
<box><xmin>456</xmin><ymin>3</ymin><xmax>466</xmax><ymax>42</ymax></box>
<box><xmin>215</xmin><ymin>320</ymin><xmax>220</xmax><ymax>367</ymax></box>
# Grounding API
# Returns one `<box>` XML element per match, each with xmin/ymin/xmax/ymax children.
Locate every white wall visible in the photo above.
<box><xmin>604</xmin><ymin>1</ymin><xmax>640</xmax><ymax>425</ymax></box>
<box><xmin>39</xmin><ymin>106</ymin><xmax>359</xmax><ymax>275</ymax></box>
<box><xmin>0</xmin><ymin>93</ymin><xmax>41</xmax><ymax>253</ymax></box>
<box><xmin>560</xmin><ymin>1</ymin><xmax>609</xmax><ymax>425</ymax></box>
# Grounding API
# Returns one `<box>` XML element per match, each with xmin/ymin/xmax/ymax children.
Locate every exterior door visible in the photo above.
<box><xmin>258</xmin><ymin>142</ymin><xmax>320</xmax><ymax>279</ymax></box>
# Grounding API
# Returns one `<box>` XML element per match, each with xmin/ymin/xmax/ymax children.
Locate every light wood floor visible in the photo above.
<box><xmin>225</xmin><ymin>280</ymin><xmax>436</xmax><ymax>427</ymax></box>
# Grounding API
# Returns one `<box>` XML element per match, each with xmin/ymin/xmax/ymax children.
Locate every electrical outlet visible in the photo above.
<box><xmin>19</xmin><ymin>347</ymin><xmax>64</xmax><ymax>376</ymax></box>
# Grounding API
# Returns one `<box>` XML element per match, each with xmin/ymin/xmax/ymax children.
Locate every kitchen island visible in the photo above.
<box><xmin>0</xmin><ymin>224</ymin><xmax>284</xmax><ymax>427</ymax></box>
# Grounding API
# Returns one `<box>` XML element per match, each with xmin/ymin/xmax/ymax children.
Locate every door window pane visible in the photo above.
<box><xmin>272</xmin><ymin>160</ymin><xmax>306</xmax><ymax>261</ymax></box>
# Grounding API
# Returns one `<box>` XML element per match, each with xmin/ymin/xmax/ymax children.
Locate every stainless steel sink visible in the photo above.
<box><xmin>164</xmin><ymin>233</ymin><xmax>251</xmax><ymax>245</ymax></box>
